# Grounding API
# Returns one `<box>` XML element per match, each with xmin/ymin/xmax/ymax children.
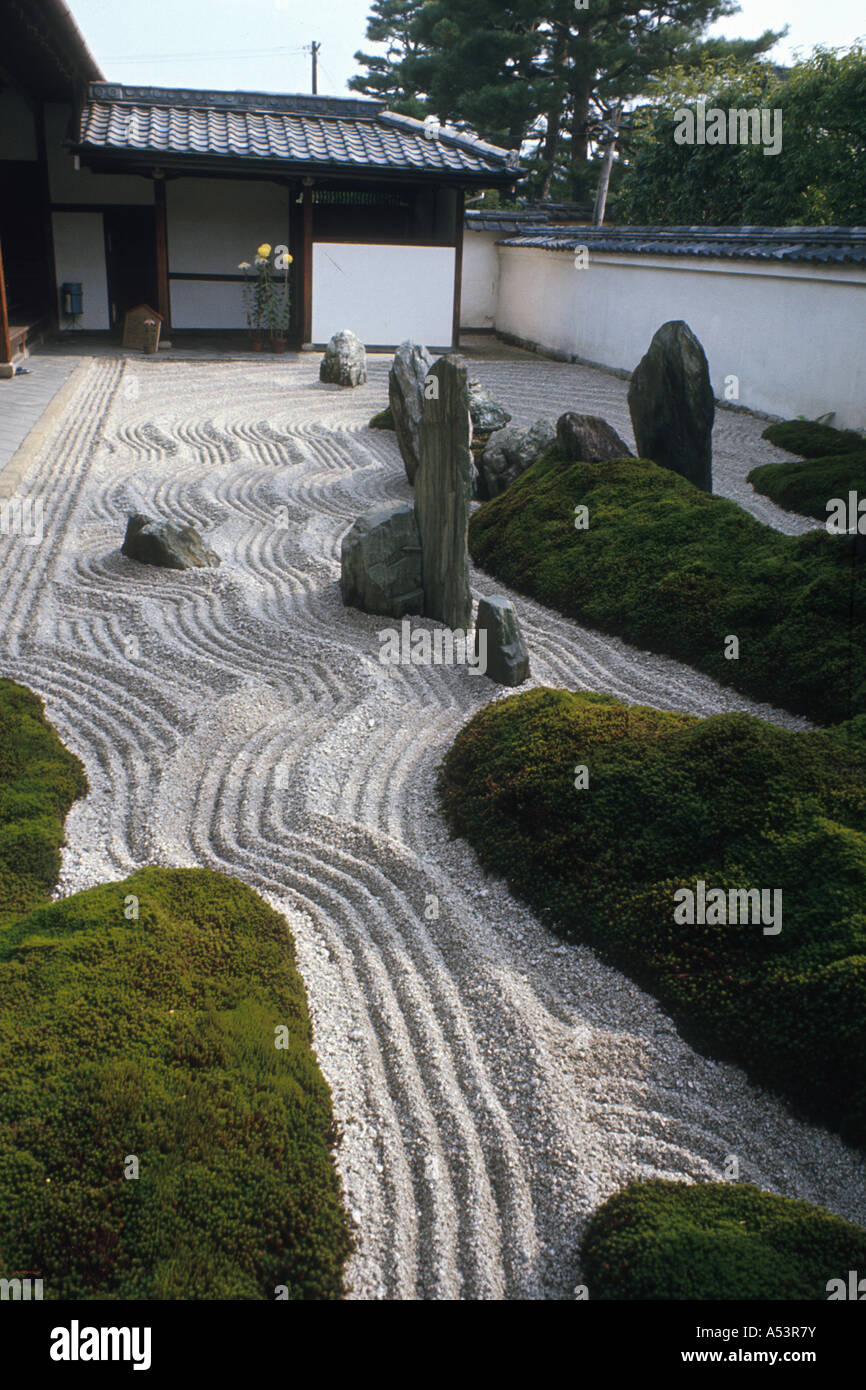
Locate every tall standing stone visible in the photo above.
<box><xmin>414</xmin><ymin>354</ymin><xmax>472</xmax><ymax>630</ymax></box>
<box><xmin>627</xmin><ymin>320</ymin><xmax>714</xmax><ymax>492</ymax></box>
<box><xmin>389</xmin><ymin>340</ymin><xmax>434</xmax><ymax>484</ymax></box>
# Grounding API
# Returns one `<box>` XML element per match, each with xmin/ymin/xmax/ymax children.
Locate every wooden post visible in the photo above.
<box><xmin>302</xmin><ymin>182</ymin><xmax>313</xmax><ymax>346</ymax></box>
<box><xmin>154</xmin><ymin>178</ymin><xmax>171</xmax><ymax>331</ymax></box>
<box><xmin>451</xmin><ymin>187</ymin><xmax>464</xmax><ymax>349</ymax></box>
<box><xmin>0</xmin><ymin>238</ymin><xmax>13</xmax><ymax>374</ymax></box>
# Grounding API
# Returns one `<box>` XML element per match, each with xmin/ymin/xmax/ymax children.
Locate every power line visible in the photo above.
<box><xmin>102</xmin><ymin>46</ymin><xmax>308</xmax><ymax>64</ymax></box>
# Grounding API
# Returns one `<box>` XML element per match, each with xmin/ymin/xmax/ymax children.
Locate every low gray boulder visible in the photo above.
<box><xmin>556</xmin><ymin>413</ymin><xmax>633</xmax><ymax>462</ymax></box>
<box><xmin>478</xmin><ymin>417</ymin><xmax>557</xmax><ymax>498</ymax></box>
<box><xmin>468</xmin><ymin>379</ymin><xmax>511</xmax><ymax>435</ymax></box>
<box><xmin>121</xmin><ymin>513</ymin><xmax>220</xmax><ymax>569</ymax></box>
<box><xmin>627</xmin><ymin>320</ymin><xmax>714</xmax><ymax>491</ymax></box>
<box><xmin>475</xmin><ymin>595</ymin><xmax>530</xmax><ymax>686</ymax></box>
<box><xmin>340</xmin><ymin>502</ymin><xmax>423</xmax><ymax>619</ymax></box>
<box><xmin>320</xmin><ymin>329</ymin><xmax>367</xmax><ymax>387</ymax></box>
<box><xmin>389</xmin><ymin>340</ymin><xmax>434</xmax><ymax>484</ymax></box>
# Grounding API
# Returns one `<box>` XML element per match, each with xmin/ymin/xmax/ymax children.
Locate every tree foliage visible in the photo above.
<box><xmin>349</xmin><ymin>0</ymin><xmax>781</xmax><ymax>200</ymax></box>
<box><xmin>616</xmin><ymin>47</ymin><xmax>866</xmax><ymax>224</ymax></box>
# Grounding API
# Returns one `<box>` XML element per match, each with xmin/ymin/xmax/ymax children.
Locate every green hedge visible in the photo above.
<box><xmin>0</xmin><ymin>866</ymin><xmax>353</xmax><ymax>1299</ymax></box>
<box><xmin>0</xmin><ymin>678</ymin><xmax>88</xmax><ymax>929</ymax></box>
<box><xmin>468</xmin><ymin>451</ymin><xmax>866</xmax><ymax>725</ymax></box>
<box><xmin>581</xmin><ymin>1180</ymin><xmax>866</xmax><ymax>1300</ymax></box>
<box><xmin>760</xmin><ymin>420</ymin><xmax>864</xmax><ymax>459</ymax></box>
<box><xmin>438</xmin><ymin>688</ymin><xmax>866</xmax><ymax>1145</ymax></box>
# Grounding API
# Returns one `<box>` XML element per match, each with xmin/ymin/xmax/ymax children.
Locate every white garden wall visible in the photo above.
<box><xmin>460</xmin><ymin>229</ymin><xmax>499</xmax><ymax>329</ymax></box>
<box><xmin>312</xmin><ymin>243</ymin><xmax>455</xmax><ymax>348</ymax></box>
<box><xmin>483</xmin><ymin>239</ymin><xmax>866</xmax><ymax>430</ymax></box>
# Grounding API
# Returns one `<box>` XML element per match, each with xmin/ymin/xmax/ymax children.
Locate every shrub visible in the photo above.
<box><xmin>468</xmin><ymin>451</ymin><xmax>866</xmax><ymax>725</ymax></box>
<box><xmin>369</xmin><ymin>406</ymin><xmax>395</xmax><ymax>430</ymax></box>
<box><xmin>581</xmin><ymin>1180</ymin><xmax>866</xmax><ymax>1300</ymax></box>
<box><xmin>439</xmin><ymin>688</ymin><xmax>866</xmax><ymax>1145</ymax></box>
<box><xmin>761</xmin><ymin>420</ymin><xmax>864</xmax><ymax>459</ymax></box>
<box><xmin>0</xmin><ymin>678</ymin><xmax>88</xmax><ymax>928</ymax></box>
<box><xmin>748</xmin><ymin>452</ymin><xmax>866</xmax><ymax>524</ymax></box>
<box><xmin>0</xmin><ymin>866</ymin><xmax>353</xmax><ymax>1299</ymax></box>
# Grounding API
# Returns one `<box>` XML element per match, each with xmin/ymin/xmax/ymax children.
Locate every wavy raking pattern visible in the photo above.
<box><xmin>1</xmin><ymin>354</ymin><xmax>862</xmax><ymax>1302</ymax></box>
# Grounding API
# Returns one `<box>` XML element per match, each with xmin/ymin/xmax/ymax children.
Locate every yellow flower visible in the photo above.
<box><xmin>257</xmin><ymin>242</ymin><xmax>272</xmax><ymax>258</ymax></box>
<box><xmin>238</xmin><ymin>261</ymin><xmax>251</xmax><ymax>270</ymax></box>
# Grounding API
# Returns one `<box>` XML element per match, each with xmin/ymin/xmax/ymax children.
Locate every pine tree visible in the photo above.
<box><xmin>350</xmin><ymin>0</ymin><xmax>783</xmax><ymax>201</ymax></box>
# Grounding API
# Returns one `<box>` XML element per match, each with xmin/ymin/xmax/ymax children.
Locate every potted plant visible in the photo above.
<box><xmin>267</xmin><ymin>244</ymin><xmax>293</xmax><ymax>351</ymax></box>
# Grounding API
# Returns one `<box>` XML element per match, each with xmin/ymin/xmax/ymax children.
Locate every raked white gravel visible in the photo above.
<box><xmin>1</xmin><ymin>349</ymin><xmax>861</xmax><ymax>1301</ymax></box>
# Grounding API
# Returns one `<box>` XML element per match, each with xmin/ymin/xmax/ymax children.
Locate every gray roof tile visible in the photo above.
<box><xmin>496</xmin><ymin>225</ymin><xmax>866</xmax><ymax>265</ymax></box>
<box><xmin>75</xmin><ymin>84</ymin><xmax>518</xmax><ymax>180</ymax></box>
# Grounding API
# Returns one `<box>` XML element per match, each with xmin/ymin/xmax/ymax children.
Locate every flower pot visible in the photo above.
<box><xmin>269</xmin><ymin>335</ymin><xmax>288</xmax><ymax>354</ymax></box>
<box><xmin>251</xmin><ymin>334</ymin><xmax>265</xmax><ymax>352</ymax></box>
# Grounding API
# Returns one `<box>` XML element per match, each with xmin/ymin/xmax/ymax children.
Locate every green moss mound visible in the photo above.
<box><xmin>761</xmin><ymin>420</ymin><xmax>864</xmax><ymax>458</ymax></box>
<box><xmin>0</xmin><ymin>678</ymin><xmax>88</xmax><ymax>928</ymax></box>
<box><xmin>748</xmin><ymin>452</ymin><xmax>866</xmax><ymax>523</ymax></box>
<box><xmin>439</xmin><ymin>688</ymin><xmax>866</xmax><ymax>1145</ymax></box>
<box><xmin>0</xmin><ymin>865</ymin><xmax>353</xmax><ymax>1299</ymax></box>
<box><xmin>369</xmin><ymin>405</ymin><xmax>395</xmax><ymax>430</ymax></box>
<box><xmin>468</xmin><ymin>451</ymin><xmax>866</xmax><ymax>725</ymax></box>
<box><xmin>581</xmin><ymin>1180</ymin><xmax>866</xmax><ymax>1300</ymax></box>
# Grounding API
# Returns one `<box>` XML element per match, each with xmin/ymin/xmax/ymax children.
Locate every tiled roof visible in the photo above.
<box><xmin>74</xmin><ymin>84</ymin><xmax>519</xmax><ymax>181</ymax></box>
<box><xmin>496</xmin><ymin>225</ymin><xmax>866</xmax><ymax>265</ymax></box>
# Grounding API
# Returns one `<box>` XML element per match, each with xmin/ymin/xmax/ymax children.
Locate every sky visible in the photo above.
<box><xmin>69</xmin><ymin>0</ymin><xmax>865</xmax><ymax>98</ymax></box>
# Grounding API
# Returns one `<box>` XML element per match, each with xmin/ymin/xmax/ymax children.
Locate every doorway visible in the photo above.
<box><xmin>103</xmin><ymin>207</ymin><xmax>158</xmax><ymax>332</ymax></box>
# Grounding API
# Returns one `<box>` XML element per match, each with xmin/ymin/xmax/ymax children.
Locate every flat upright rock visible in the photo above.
<box><xmin>320</xmin><ymin>329</ymin><xmax>367</xmax><ymax>387</ymax></box>
<box><xmin>479</xmin><ymin>417</ymin><xmax>557</xmax><ymax>498</ymax></box>
<box><xmin>340</xmin><ymin>503</ymin><xmax>423</xmax><ymax>619</ymax></box>
<box><xmin>556</xmin><ymin>413</ymin><xmax>633</xmax><ymax>462</ymax></box>
<box><xmin>475</xmin><ymin>595</ymin><xmax>530</xmax><ymax>686</ymax></box>
<box><xmin>627</xmin><ymin>320</ymin><xmax>714</xmax><ymax>491</ymax></box>
<box><xmin>468</xmin><ymin>379</ymin><xmax>512</xmax><ymax>436</ymax></box>
<box><xmin>415</xmin><ymin>355</ymin><xmax>472</xmax><ymax>630</ymax></box>
<box><xmin>121</xmin><ymin>513</ymin><xmax>220</xmax><ymax>570</ymax></box>
<box><xmin>389</xmin><ymin>340</ymin><xmax>434</xmax><ymax>483</ymax></box>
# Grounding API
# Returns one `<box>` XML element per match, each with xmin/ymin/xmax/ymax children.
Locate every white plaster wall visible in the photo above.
<box><xmin>460</xmin><ymin>229</ymin><xmax>499</xmax><ymax>328</ymax></box>
<box><xmin>166</xmin><ymin>178</ymin><xmax>290</xmax><ymax>328</ymax></box>
<box><xmin>51</xmin><ymin>212</ymin><xmax>109</xmax><ymax>329</ymax></box>
<box><xmin>312</xmin><ymin>243</ymin><xmax>455</xmax><ymax>348</ymax></box>
<box><xmin>0</xmin><ymin>88</ymin><xmax>38</xmax><ymax>160</ymax></box>
<box><xmin>494</xmin><ymin>246</ymin><xmax>866</xmax><ymax>430</ymax></box>
<box><xmin>169</xmin><ymin>279</ymin><xmax>248</xmax><ymax>330</ymax></box>
<box><xmin>44</xmin><ymin>104</ymin><xmax>153</xmax><ymax>205</ymax></box>
<box><xmin>167</xmin><ymin>178</ymin><xmax>289</xmax><ymax>276</ymax></box>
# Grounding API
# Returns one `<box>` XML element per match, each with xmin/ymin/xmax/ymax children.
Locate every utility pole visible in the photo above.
<box><xmin>592</xmin><ymin>103</ymin><xmax>622</xmax><ymax>227</ymax></box>
<box><xmin>310</xmin><ymin>40</ymin><xmax>320</xmax><ymax>95</ymax></box>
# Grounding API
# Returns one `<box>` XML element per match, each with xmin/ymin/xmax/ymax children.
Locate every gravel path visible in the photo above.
<box><xmin>1</xmin><ymin>352</ymin><xmax>860</xmax><ymax>1301</ymax></box>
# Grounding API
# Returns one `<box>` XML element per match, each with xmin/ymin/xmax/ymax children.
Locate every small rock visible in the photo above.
<box><xmin>468</xmin><ymin>379</ymin><xmax>511</xmax><ymax>435</ymax></box>
<box><xmin>121</xmin><ymin>513</ymin><xmax>220</xmax><ymax>570</ymax></box>
<box><xmin>475</xmin><ymin>595</ymin><xmax>530</xmax><ymax>686</ymax></box>
<box><xmin>555</xmin><ymin>413</ymin><xmax>633</xmax><ymax>462</ymax></box>
<box><xmin>478</xmin><ymin>417</ymin><xmax>557</xmax><ymax>498</ymax></box>
<box><xmin>340</xmin><ymin>503</ymin><xmax>423</xmax><ymax>619</ymax></box>
<box><xmin>320</xmin><ymin>329</ymin><xmax>367</xmax><ymax>387</ymax></box>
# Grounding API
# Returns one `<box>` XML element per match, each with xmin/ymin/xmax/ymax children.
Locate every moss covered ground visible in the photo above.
<box><xmin>747</xmin><ymin>420</ymin><xmax>866</xmax><ymax>524</ymax></box>
<box><xmin>468</xmin><ymin>451</ymin><xmax>865</xmax><ymax>725</ymax></box>
<box><xmin>580</xmin><ymin>1180</ymin><xmax>866</xmax><ymax>1300</ymax></box>
<box><xmin>0</xmin><ymin>681</ymin><xmax>352</xmax><ymax>1299</ymax></box>
<box><xmin>439</xmin><ymin>688</ymin><xmax>866</xmax><ymax>1146</ymax></box>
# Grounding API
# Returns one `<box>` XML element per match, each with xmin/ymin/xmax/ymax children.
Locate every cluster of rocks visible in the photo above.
<box><xmin>342</xmin><ymin>352</ymin><xmax>529</xmax><ymax>686</ymax></box>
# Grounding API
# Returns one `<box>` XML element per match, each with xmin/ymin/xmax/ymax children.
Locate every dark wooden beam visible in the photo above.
<box><xmin>154</xmin><ymin>178</ymin><xmax>171</xmax><ymax>330</ymax></box>
<box><xmin>0</xmin><ymin>239</ymin><xmax>13</xmax><ymax>369</ymax></box>
<box><xmin>452</xmin><ymin>187</ymin><xmax>464</xmax><ymax>350</ymax></box>
<box><xmin>302</xmin><ymin>183</ymin><xmax>313</xmax><ymax>346</ymax></box>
